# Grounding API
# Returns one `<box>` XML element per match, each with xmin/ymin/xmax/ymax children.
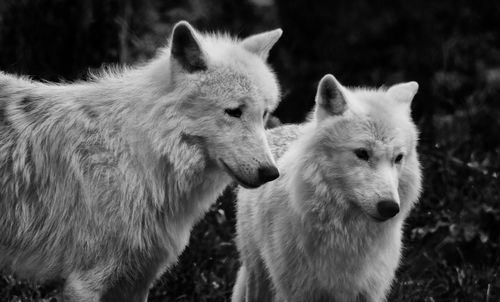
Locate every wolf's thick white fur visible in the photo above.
<box><xmin>233</xmin><ymin>75</ymin><xmax>422</xmax><ymax>302</ymax></box>
<box><xmin>0</xmin><ymin>21</ymin><xmax>282</xmax><ymax>301</ymax></box>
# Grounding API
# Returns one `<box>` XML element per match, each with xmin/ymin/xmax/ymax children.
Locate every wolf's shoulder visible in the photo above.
<box><xmin>266</xmin><ymin>124</ymin><xmax>305</xmax><ymax>160</ymax></box>
<box><xmin>0</xmin><ymin>71</ymin><xmax>35</xmax><ymax>86</ymax></box>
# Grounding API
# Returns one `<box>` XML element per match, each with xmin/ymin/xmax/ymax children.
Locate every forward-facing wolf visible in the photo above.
<box><xmin>233</xmin><ymin>75</ymin><xmax>422</xmax><ymax>302</ymax></box>
<box><xmin>0</xmin><ymin>21</ymin><xmax>282</xmax><ymax>301</ymax></box>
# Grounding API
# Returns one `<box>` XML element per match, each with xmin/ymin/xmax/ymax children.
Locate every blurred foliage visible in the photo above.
<box><xmin>0</xmin><ymin>0</ymin><xmax>499</xmax><ymax>301</ymax></box>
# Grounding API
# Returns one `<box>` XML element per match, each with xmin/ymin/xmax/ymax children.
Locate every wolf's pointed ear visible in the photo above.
<box><xmin>387</xmin><ymin>81</ymin><xmax>419</xmax><ymax>106</ymax></box>
<box><xmin>241</xmin><ymin>29</ymin><xmax>283</xmax><ymax>60</ymax></box>
<box><xmin>170</xmin><ymin>21</ymin><xmax>207</xmax><ymax>72</ymax></box>
<box><xmin>315</xmin><ymin>74</ymin><xmax>347</xmax><ymax>121</ymax></box>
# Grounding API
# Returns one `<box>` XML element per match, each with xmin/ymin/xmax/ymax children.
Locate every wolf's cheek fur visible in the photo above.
<box><xmin>178</xmin><ymin>94</ymin><xmax>278</xmax><ymax>189</ymax></box>
<box><xmin>316</xmin><ymin>148</ymin><xmax>399</xmax><ymax>220</ymax></box>
<box><xmin>398</xmin><ymin>152</ymin><xmax>422</xmax><ymax>214</ymax></box>
<box><xmin>340</xmin><ymin>154</ymin><xmax>420</xmax><ymax>221</ymax></box>
<box><xmin>217</xmin><ymin>126</ymin><xmax>277</xmax><ymax>188</ymax></box>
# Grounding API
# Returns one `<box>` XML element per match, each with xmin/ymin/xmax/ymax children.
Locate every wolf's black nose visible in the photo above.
<box><xmin>258</xmin><ymin>165</ymin><xmax>280</xmax><ymax>184</ymax></box>
<box><xmin>377</xmin><ymin>200</ymin><xmax>400</xmax><ymax>220</ymax></box>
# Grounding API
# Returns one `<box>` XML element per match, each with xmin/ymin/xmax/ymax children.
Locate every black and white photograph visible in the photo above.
<box><xmin>0</xmin><ymin>1</ymin><xmax>499</xmax><ymax>301</ymax></box>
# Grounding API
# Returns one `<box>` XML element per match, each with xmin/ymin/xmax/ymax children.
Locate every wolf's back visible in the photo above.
<box><xmin>266</xmin><ymin>124</ymin><xmax>304</xmax><ymax>161</ymax></box>
<box><xmin>0</xmin><ymin>74</ymin><xmax>135</xmax><ymax>280</ymax></box>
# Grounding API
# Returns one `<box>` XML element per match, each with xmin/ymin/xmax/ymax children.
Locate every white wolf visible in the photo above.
<box><xmin>0</xmin><ymin>21</ymin><xmax>282</xmax><ymax>301</ymax></box>
<box><xmin>233</xmin><ymin>74</ymin><xmax>422</xmax><ymax>302</ymax></box>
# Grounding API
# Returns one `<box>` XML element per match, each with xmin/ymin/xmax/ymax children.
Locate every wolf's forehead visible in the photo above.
<box><xmin>201</xmin><ymin>66</ymin><xmax>279</xmax><ymax>108</ymax></box>
<box><xmin>337</xmin><ymin>112</ymin><xmax>407</xmax><ymax>142</ymax></box>
<box><xmin>357</xmin><ymin>115</ymin><xmax>413</xmax><ymax>145</ymax></box>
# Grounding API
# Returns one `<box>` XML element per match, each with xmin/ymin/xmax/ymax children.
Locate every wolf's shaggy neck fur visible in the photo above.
<box><xmin>0</xmin><ymin>52</ymin><xmax>230</xmax><ymax>278</ymax></box>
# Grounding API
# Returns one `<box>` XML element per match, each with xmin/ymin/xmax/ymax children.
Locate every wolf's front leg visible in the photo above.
<box><xmin>63</xmin><ymin>260</ymin><xmax>160</xmax><ymax>302</ymax></box>
<box><xmin>100</xmin><ymin>278</ymin><xmax>151</xmax><ymax>302</ymax></box>
<box><xmin>63</xmin><ymin>270</ymin><xmax>151</xmax><ymax>302</ymax></box>
<box><xmin>63</xmin><ymin>270</ymin><xmax>106</xmax><ymax>302</ymax></box>
<box><xmin>233</xmin><ymin>260</ymin><xmax>275</xmax><ymax>302</ymax></box>
<box><xmin>248</xmin><ymin>259</ymin><xmax>276</xmax><ymax>302</ymax></box>
<box><xmin>99</xmin><ymin>265</ymin><xmax>160</xmax><ymax>302</ymax></box>
<box><xmin>232</xmin><ymin>265</ymin><xmax>248</xmax><ymax>302</ymax></box>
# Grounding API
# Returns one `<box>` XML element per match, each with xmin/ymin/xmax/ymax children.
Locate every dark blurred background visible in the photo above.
<box><xmin>0</xmin><ymin>0</ymin><xmax>499</xmax><ymax>301</ymax></box>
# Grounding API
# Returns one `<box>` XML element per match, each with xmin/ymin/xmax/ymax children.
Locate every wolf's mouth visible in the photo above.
<box><xmin>367</xmin><ymin>213</ymin><xmax>393</xmax><ymax>223</ymax></box>
<box><xmin>219</xmin><ymin>159</ymin><xmax>260</xmax><ymax>189</ymax></box>
<box><xmin>350</xmin><ymin>201</ymin><xmax>391</xmax><ymax>223</ymax></box>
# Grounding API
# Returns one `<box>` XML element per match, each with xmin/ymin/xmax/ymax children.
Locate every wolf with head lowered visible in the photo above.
<box><xmin>0</xmin><ymin>21</ymin><xmax>282</xmax><ymax>301</ymax></box>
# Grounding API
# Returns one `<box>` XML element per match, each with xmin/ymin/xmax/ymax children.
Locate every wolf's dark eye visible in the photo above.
<box><xmin>263</xmin><ymin>110</ymin><xmax>268</xmax><ymax>120</ymax></box>
<box><xmin>395</xmin><ymin>153</ymin><xmax>404</xmax><ymax>164</ymax></box>
<box><xmin>225</xmin><ymin>107</ymin><xmax>242</xmax><ymax>118</ymax></box>
<box><xmin>354</xmin><ymin>148</ymin><xmax>370</xmax><ymax>161</ymax></box>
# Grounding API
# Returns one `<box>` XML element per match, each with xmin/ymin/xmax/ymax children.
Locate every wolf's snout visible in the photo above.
<box><xmin>257</xmin><ymin>165</ymin><xmax>280</xmax><ymax>184</ymax></box>
<box><xmin>376</xmin><ymin>200</ymin><xmax>400</xmax><ymax>220</ymax></box>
